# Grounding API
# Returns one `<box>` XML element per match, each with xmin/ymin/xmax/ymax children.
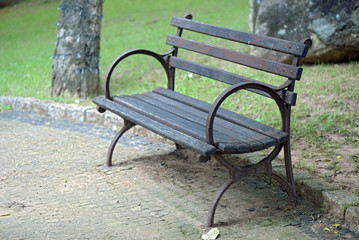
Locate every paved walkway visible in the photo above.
<box><xmin>0</xmin><ymin>111</ymin><xmax>357</xmax><ymax>239</ymax></box>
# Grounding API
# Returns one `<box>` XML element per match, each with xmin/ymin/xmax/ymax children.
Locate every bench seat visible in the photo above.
<box><xmin>93</xmin><ymin>87</ymin><xmax>288</xmax><ymax>156</ymax></box>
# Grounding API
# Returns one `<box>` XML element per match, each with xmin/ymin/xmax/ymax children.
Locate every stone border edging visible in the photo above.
<box><xmin>0</xmin><ymin>95</ymin><xmax>166</xmax><ymax>141</ymax></box>
<box><xmin>273</xmin><ymin>165</ymin><xmax>359</xmax><ymax>233</ymax></box>
<box><xmin>1</xmin><ymin>95</ymin><xmax>358</xmax><ymax>233</ymax></box>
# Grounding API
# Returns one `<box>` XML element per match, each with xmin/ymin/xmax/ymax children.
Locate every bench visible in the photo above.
<box><xmin>92</xmin><ymin>14</ymin><xmax>312</xmax><ymax>227</ymax></box>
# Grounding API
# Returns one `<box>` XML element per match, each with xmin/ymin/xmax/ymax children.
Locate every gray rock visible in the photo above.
<box><xmin>0</xmin><ymin>96</ymin><xmax>13</xmax><ymax>107</ymax></box>
<box><xmin>0</xmin><ymin>96</ymin><xmax>5</xmax><ymax>106</ymax></box>
<box><xmin>48</xmin><ymin>103</ymin><xmax>67</xmax><ymax>119</ymax></box>
<box><xmin>104</xmin><ymin>112</ymin><xmax>123</xmax><ymax>130</ymax></box>
<box><xmin>249</xmin><ymin>0</ymin><xmax>359</xmax><ymax>63</ymax></box>
<box><xmin>85</xmin><ymin>108</ymin><xmax>104</xmax><ymax>125</ymax></box>
<box><xmin>346</xmin><ymin>206</ymin><xmax>359</xmax><ymax>234</ymax></box>
<box><xmin>32</xmin><ymin>100</ymin><xmax>50</xmax><ymax>116</ymax></box>
<box><xmin>12</xmin><ymin>97</ymin><xmax>34</xmax><ymax>112</ymax></box>
<box><xmin>67</xmin><ymin>105</ymin><xmax>86</xmax><ymax>123</ymax></box>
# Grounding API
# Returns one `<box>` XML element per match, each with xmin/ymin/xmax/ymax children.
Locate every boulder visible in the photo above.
<box><xmin>249</xmin><ymin>0</ymin><xmax>359</xmax><ymax>63</ymax></box>
<box><xmin>0</xmin><ymin>0</ymin><xmax>21</xmax><ymax>8</ymax></box>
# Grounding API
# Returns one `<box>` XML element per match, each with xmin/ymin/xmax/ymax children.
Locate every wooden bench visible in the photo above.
<box><xmin>92</xmin><ymin>14</ymin><xmax>312</xmax><ymax>227</ymax></box>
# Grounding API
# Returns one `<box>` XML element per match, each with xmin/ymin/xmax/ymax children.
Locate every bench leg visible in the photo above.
<box><xmin>207</xmin><ymin>146</ymin><xmax>297</xmax><ymax>226</ymax></box>
<box><xmin>106</xmin><ymin>120</ymin><xmax>135</xmax><ymax>167</ymax></box>
<box><xmin>207</xmin><ymin>178</ymin><xmax>234</xmax><ymax>227</ymax></box>
<box><xmin>283</xmin><ymin>140</ymin><xmax>297</xmax><ymax>203</ymax></box>
<box><xmin>271</xmin><ymin>172</ymin><xmax>297</xmax><ymax>204</ymax></box>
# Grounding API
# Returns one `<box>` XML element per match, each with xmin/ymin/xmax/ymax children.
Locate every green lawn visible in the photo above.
<box><xmin>1</xmin><ymin>0</ymin><xmax>358</xmax><ymax>185</ymax></box>
<box><xmin>0</xmin><ymin>0</ymin><xmax>249</xmax><ymax>101</ymax></box>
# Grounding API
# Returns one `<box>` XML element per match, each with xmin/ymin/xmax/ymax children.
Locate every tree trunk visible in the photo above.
<box><xmin>51</xmin><ymin>0</ymin><xmax>103</xmax><ymax>98</ymax></box>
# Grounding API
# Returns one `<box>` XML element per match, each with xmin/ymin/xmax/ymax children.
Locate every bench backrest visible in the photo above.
<box><xmin>165</xmin><ymin>15</ymin><xmax>312</xmax><ymax>106</ymax></box>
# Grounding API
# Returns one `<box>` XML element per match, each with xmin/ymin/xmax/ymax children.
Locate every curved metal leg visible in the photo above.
<box><xmin>206</xmin><ymin>143</ymin><xmax>296</xmax><ymax>226</ymax></box>
<box><xmin>283</xmin><ymin>140</ymin><xmax>296</xmax><ymax>198</ymax></box>
<box><xmin>106</xmin><ymin>120</ymin><xmax>135</xmax><ymax>167</ymax></box>
<box><xmin>284</xmin><ymin>139</ymin><xmax>297</xmax><ymax>204</ymax></box>
<box><xmin>207</xmin><ymin>178</ymin><xmax>235</xmax><ymax>227</ymax></box>
<box><xmin>271</xmin><ymin>172</ymin><xmax>297</xmax><ymax>204</ymax></box>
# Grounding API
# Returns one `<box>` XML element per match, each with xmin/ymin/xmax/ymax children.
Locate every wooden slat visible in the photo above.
<box><xmin>138</xmin><ymin>92</ymin><xmax>278</xmax><ymax>151</ymax></box>
<box><xmin>135</xmin><ymin>93</ymin><xmax>268</xmax><ymax>151</ymax></box>
<box><xmin>92</xmin><ymin>96</ymin><xmax>217</xmax><ymax>156</ymax></box>
<box><xmin>152</xmin><ymin>87</ymin><xmax>288</xmax><ymax>142</ymax></box>
<box><xmin>171</xmin><ymin>16</ymin><xmax>308</xmax><ymax>57</ymax></box>
<box><xmin>113</xmin><ymin>95</ymin><xmax>255</xmax><ymax>152</ymax></box>
<box><xmin>169</xmin><ymin>56</ymin><xmax>272</xmax><ymax>98</ymax></box>
<box><xmin>167</xmin><ymin>35</ymin><xmax>302</xmax><ymax>80</ymax></box>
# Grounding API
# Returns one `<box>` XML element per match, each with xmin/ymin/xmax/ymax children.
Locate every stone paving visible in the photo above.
<box><xmin>0</xmin><ymin>111</ymin><xmax>358</xmax><ymax>239</ymax></box>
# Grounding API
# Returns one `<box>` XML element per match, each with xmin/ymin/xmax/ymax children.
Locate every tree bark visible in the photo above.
<box><xmin>51</xmin><ymin>0</ymin><xmax>102</xmax><ymax>98</ymax></box>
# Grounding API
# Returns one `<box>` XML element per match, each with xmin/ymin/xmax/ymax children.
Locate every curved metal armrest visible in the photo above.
<box><xmin>103</xmin><ymin>49</ymin><xmax>172</xmax><ymax>99</ymax></box>
<box><xmin>205</xmin><ymin>82</ymin><xmax>289</xmax><ymax>145</ymax></box>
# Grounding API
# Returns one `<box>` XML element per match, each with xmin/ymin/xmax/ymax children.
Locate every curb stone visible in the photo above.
<box><xmin>0</xmin><ymin>95</ymin><xmax>171</xmax><ymax>144</ymax></box>
<box><xmin>273</xmin><ymin>165</ymin><xmax>359</xmax><ymax>231</ymax></box>
<box><xmin>1</xmin><ymin>95</ymin><xmax>358</xmax><ymax>233</ymax></box>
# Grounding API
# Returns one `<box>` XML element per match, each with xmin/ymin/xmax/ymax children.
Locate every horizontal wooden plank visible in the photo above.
<box><xmin>152</xmin><ymin>87</ymin><xmax>288</xmax><ymax>143</ymax></box>
<box><xmin>113</xmin><ymin>95</ymin><xmax>257</xmax><ymax>152</ymax></box>
<box><xmin>169</xmin><ymin>56</ymin><xmax>272</xmax><ymax>98</ymax></box>
<box><xmin>92</xmin><ymin>96</ymin><xmax>217</xmax><ymax>156</ymax></box>
<box><xmin>171</xmin><ymin>16</ymin><xmax>308</xmax><ymax>57</ymax></box>
<box><xmin>138</xmin><ymin>92</ymin><xmax>276</xmax><ymax>151</ymax></box>
<box><xmin>167</xmin><ymin>35</ymin><xmax>302</xmax><ymax>80</ymax></box>
<box><xmin>136</xmin><ymin>93</ymin><xmax>269</xmax><ymax>151</ymax></box>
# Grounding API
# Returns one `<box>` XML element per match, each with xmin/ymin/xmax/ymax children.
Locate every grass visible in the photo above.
<box><xmin>1</xmin><ymin>0</ymin><xmax>358</xmax><ymax>183</ymax></box>
<box><xmin>0</xmin><ymin>0</ymin><xmax>59</xmax><ymax>100</ymax></box>
<box><xmin>0</xmin><ymin>104</ymin><xmax>12</xmax><ymax>111</ymax></box>
<box><xmin>0</xmin><ymin>0</ymin><xmax>249</xmax><ymax>100</ymax></box>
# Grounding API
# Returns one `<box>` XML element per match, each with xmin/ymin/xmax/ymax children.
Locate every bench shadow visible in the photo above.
<box><xmin>107</xmin><ymin>147</ymin><xmax>320</xmax><ymax>227</ymax></box>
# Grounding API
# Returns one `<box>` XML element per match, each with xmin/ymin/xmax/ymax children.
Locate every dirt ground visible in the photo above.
<box><xmin>293</xmin><ymin>63</ymin><xmax>359</xmax><ymax>197</ymax></box>
<box><xmin>292</xmin><ymin>134</ymin><xmax>359</xmax><ymax>197</ymax></box>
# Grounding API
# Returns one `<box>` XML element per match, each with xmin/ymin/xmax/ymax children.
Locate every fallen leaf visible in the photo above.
<box><xmin>323</xmin><ymin>227</ymin><xmax>331</xmax><ymax>232</ymax></box>
<box><xmin>202</xmin><ymin>228</ymin><xmax>220</xmax><ymax>240</ymax></box>
<box><xmin>16</xmin><ymin>163</ymin><xmax>30</xmax><ymax>167</ymax></box>
<box><xmin>0</xmin><ymin>213</ymin><xmax>10</xmax><ymax>217</ymax></box>
<box><xmin>263</xmin><ymin>219</ymin><xmax>274</xmax><ymax>227</ymax></box>
<box><xmin>337</xmin><ymin>155</ymin><xmax>342</xmax><ymax>159</ymax></box>
<box><xmin>332</xmin><ymin>224</ymin><xmax>340</xmax><ymax>228</ymax></box>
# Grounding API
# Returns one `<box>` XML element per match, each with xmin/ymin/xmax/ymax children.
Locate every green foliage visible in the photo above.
<box><xmin>0</xmin><ymin>105</ymin><xmax>12</xmax><ymax>111</ymax></box>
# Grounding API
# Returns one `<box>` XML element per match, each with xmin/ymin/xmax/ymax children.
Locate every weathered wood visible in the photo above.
<box><xmin>152</xmin><ymin>87</ymin><xmax>288</xmax><ymax>142</ymax></box>
<box><xmin>132</xmin><ymin>94</ymin><xmax>270</xmax><ymax>151</ymax></box>
<box><xmin>113</xmin><ymin>95</ymin><xmax>260</xmax><ymax>152</ymax></box>
<box><xmin>93</xmin><ymin>96</ymin><xmax>217</xmax><ymax>156</ymax></box>
<box><xmin>168</xmin><ymin>56</ymin><xmax>272</xmax><ymax>98</ymax></box>
<box><xmin>166</xmin><ymin>35</ymin><xmax>302</xmax><ymax>80</ymax></box>
<box><xmin>170</xmin><ymin>16</ymin><xmax>309</xmax><ymax>57</ymax></box>
<box><xmin>136</xmin><ymin>93</ymin><xmax>283</xmax><ymax>151</ymax></box>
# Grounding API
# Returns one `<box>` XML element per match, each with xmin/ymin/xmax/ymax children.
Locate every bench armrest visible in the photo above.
<box><xmin>205</xmin><ymin>82</ymin><xmax>289</xmax><ymax>146</ymax></box>
<box><xmin>103</xmin><ymin>49</ymin><xmax>172</xmax><ymax>100</ymax></box>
